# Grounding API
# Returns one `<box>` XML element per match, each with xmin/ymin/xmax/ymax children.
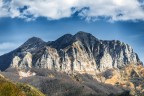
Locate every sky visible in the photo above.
<box><xmin>0</xmin><ymin>0</ymin><xmax>144</xmax><ymax>63</ymax></box>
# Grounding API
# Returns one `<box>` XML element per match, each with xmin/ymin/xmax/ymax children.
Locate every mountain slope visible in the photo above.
<box><xmin>1</xmin><ymin>68</ymin><xmax>130</xmax><ymax>96</ymax></box>
<box><xmin>102</xmin><ymin>64</ymin><xmax>144</xmax><ymax>95</ymax></box>
<box><xmin>0</xmin><ymin>37</ymin><xmax>46</xmax><ymax>71</ymax></box>
<box><xmin>0</xmin><ymin>74</ymin><xmax>45</xmax><ymax>96</ymax></box>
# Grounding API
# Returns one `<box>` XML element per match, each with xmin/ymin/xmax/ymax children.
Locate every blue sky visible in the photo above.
<box><xmin>0</xmin><ymin>0</ymin><xmax>144</xmax><ymax>63</ymax></box>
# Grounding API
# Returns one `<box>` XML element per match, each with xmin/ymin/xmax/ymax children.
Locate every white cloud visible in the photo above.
<box><xmin>0</xmin><ymin>42</ymin><xmax>20</xmax><ymax>55</ymax></box>
<box><xmin>0</xmin><ymin>0</ymin><xmax>9</xmax><ymax>17</ymax></box>
<box><xmin>0</xmin><ymin>0</ymin><xmax>144</xmax><ymax>21</ymax></box>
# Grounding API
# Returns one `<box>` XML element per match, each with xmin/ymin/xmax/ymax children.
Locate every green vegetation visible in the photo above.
<box><xmin>17</xmin><ymin>83</ymin><xmax>45</xmax><ymax>96</ymax></box>
<box><xmin>0</xmin><ymin>74</ymin><xmax>45</xmax><ymax>96</ymax></box>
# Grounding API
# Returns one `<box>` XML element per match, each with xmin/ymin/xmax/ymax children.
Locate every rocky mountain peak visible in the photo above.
<box><xmin>27</xmin><ymin>36</ymin><xmax>43</xmax><ymax>41</ymax></box>
<box><xmin>74</xmin><ymin>31</ymin><xmax>98</xmax><ymax>42</ymax></box>
<box><xmin>50</xmin><ymin>31</ymin><xmax>98</xmax><ymax>50</ymax></box>
<box><xmin>49</xmin><ymin>34</ymin><xmax>73</xmax><ymax>49</ymax></box>
<box><xmin>75</xmin><ymin>31</ymin><xmax>94</xmax><ymax>37</ymax></box>
<box><xmin>0</xmin><ymin>32</ymin><xmax>142</xmax><ymax>73</ymax></box>
<box><xmin>17</xmin><ymin>37</ymin><xmax>46</xmax><ymax>54</ymax></box>
<box><xmin>21</xmin><ymin>37</ymin><xmax>45</xmax><ymax>47</ymax></box>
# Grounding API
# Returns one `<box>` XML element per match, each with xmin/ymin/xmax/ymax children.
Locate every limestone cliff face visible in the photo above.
<box><xmin>11</xmin><ymin>52</ymin><xmax>33</xmax><ymax>69</ymax></box>
<box><xmin>5</xmin><ymin>32</ymin><xmax>141</xmax><ymax>74</ymax></box>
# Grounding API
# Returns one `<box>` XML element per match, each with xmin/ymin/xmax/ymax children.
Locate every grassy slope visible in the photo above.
<box><xmin>0</xmin><ymin>74</ymin><xmax>45</xmax><ymax>96</ymax></box>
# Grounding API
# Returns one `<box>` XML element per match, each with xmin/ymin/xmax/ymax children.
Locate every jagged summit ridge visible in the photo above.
<box><xmin>49</xmin><ymin>31</ymin><xmax>98</xmax><ymax>50</ymax></box>
<box><xmin>0</xmin><ymin>31</ymin><xmax>141</xmax><ymax>73</ymax></box>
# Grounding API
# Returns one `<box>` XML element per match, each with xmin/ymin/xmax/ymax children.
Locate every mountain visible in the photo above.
<box><xmin>0</xmin><ymin>31</ymin><xmax>143</xmax><ymax>96</ymax></box>
<box><xmin>2</xmin><ymin>31</ymin><xmax>140</xmax><ymax>73</ymax></box>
